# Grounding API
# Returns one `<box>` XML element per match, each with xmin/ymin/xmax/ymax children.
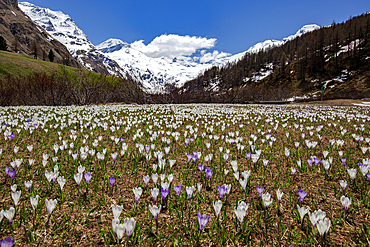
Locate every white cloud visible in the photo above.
<box><xmin>131</xmin><ymin>34</ymin><xmax>217</xmax><ymax>59</ymax></box>
<box><xmin>199</xmin><ymin>50</ymin><xmax>230</xmax><ymax>63</ymax></box>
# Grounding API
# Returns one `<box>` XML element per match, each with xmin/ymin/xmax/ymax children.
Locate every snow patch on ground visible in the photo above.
<box><xmin>352</xmin><ymin>102</ymin><xmax>370</xmax><ymax>107</ymax></box>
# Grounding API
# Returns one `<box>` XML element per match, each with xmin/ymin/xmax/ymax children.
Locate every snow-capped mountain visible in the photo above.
<box><xmin>246</xmin><ymin>24</ymin><xmax>320</xmax><ymax>53</ymax></box>
<box><xmin>18</xmin><ymin>2</ymin><xmax>127</xmax><ymax>78</ymax></box>
<box><xmin>96</xmin><ymin>38</ymin><xmax>245</xmax><ymax>92</ymax></box>
<box><xmin>19</xmin><ymin>1</ymin><xmax>320</xmax><ymax>93</ymax></box>
<box><xmin>96</xmin><ymin>25</ymin><xmax>319</xmax><ymax>91</ymax></box>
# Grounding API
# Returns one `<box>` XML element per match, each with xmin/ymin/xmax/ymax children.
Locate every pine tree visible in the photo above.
<box><xmin>0</xmin><ymin>36</ymin><xmax>8</xmax><ymax>51</ymax></box>
<box><xmin>48</xmin><ymin>49</ymin><xmax>55</xmax><ymax>62</ymax></box>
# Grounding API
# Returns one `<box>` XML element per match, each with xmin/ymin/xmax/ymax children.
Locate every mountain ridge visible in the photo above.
<box><xmin>18</xmin><ymin>1</ymin><xmax>321</xmax><ymax>93</ymax></box>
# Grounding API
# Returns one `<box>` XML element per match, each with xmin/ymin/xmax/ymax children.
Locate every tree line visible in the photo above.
<box><xmin>0</xmin><ymin>71</ymin><xmax>147</xmax><ymax>106</ymax></box>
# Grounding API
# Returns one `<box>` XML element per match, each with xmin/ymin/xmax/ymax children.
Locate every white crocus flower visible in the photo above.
<box><xmin>234</xmin><ymin>201</ymin><xmax>249</xmax><ymax>223</ymax></box>
<box><xmin>213</xmin><ymin>200</ymin><xmax>223</xmax><ymax>217</ymax></box>
<box><xmin>45</xmin><ymin>198</ymin><xmax>57</xmax><ymax>215</ymax></box>
<box><xmin>112</xmin><ymin>205</ymin><xmax>123</xmax><ymax>220</ymax></box>
<box><xmin>151</xmin><ymin>188</ymin><xmax>159</xmax><ymax>202</ymax></box>
<box><xmin>262</xmin><ymin>192</ymin><xmax>273</xmax><ymax>208</ymax></box>
<box><xmin>30</xmin><ymin>195</ymin><xmax>39</xmax><ymax>210</ymax></box>
<box><xmin>11</xmin><ymin>190</ymin><xmax>21</xmax><ymax>206</ymax></box>
<box><xmin>77</xmin><ymin>165</ymin><xmax>85</xmax><ymax>174</ymax></box>
<box><xmin>133</xmin><ymin>187</ymin><xmax>143</xmax><ymax>202</ymax></box>
<box><xmin>276</xmin><ymin>189</ymin><xmax>284</xmax><ymax>201</ymax></box>
<box><xmin>308</xmin><ymin>209</ymin><xmax>326</xmax><ymax>226</ymax></box>
<box><xmin>316</xmin><ymin>218</ymin><xmax>331</xmax><ymax>236</ymax></box>
<box><xmin>57</xmin><ymin>176</ymin><xmax>66</xmax><ymax>191</ymax></box>
<box><xmin>197</xmin><ymin>183</ymin><xmax>202</xmax><ymax>193</ymax></box>
<box><xmin>10</xmin><ymin>184</ymin><xmax>17</xmax><ymax>192</ymax></box>
<box><xmin>185</xmin><ymin>186</ymin><xmax>196</xmax><ymax>199</ymax></box>
<box><xmin>347</xmin><ymin>168</ymin><xmax>357</xmax><ymax>181</ymax></box>
<box><xmin>340</xmin><ymin>196</ymin><xmax>352</xmax><ymax>212</ymax></box>
<box><xmin>152</xmin><ymin>173</ymin><xmax>158</xmax><ymax>185</ymax></box>
<box><xmin>297</xmin><ymin>204</ymin><xmax>310</xmax><ymax>222</ymax></box>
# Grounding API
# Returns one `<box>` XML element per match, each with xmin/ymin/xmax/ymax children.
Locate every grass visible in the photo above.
<box><xmin>0</xmin><ymin>51</ymin><xmax>74</xmax><ymax>77</ymax></box>
<box><xmin>0</xmin><ymin>51</ymin><xmax>126</xmax><ymax>86</ymax></box>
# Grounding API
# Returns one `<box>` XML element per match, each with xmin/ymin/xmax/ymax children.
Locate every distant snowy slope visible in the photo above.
<box><xmin>19</xmin><ymin>2</ymin><xmax>92</xmax><ymax>54</ymax></box>
<box><xmin>96</xmin><ymin>38</ymin><xmax>241</xmax><ymax>91</ymax></box>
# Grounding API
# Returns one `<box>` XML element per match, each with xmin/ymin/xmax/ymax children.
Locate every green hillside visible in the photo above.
<box><xmin>0</xmin><ymin>51</ymin><xmax>107</xmax><ymax>81</ymax></box>
<box><xmin>0</xmin><ymin>51</ymin><xmax>147</xmax><ymax>106</ymax></box>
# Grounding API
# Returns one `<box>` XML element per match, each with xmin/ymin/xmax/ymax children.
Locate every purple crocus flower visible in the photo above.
<box><xmin>193</xmin><ymin>151</ymin><xmax>199</xmax><ymax>159</ymax></box>
<box><xmin>307</xmin><ymin>158</ymin><xmax>314</xmax><ymax>167</ymax></box>
<box><xmin>145</xmin><ymin>145</ymin><xmax>150</xmax><ymax>154</ymax></box>
<box><xmin>5</xmin><ymin>166</ymin><xmax>11</xmax><ymax>175</ymax></box>
<box><xmin>341</xmin><ymin>157</ymin><xmax>347</xmax><ymax>166</ymax></box>
<box><xmin>313</xmin><ymin>157</ymin><xmax>320</xmax><ymax>166</ymax></box>
<box><xmin>120</xmin><ymin>138</ymin><xmax>125</xmax><ymax>143</ymax></box>
<box><xmin>367</xmin><ymin>173</ymin><xmax>370</xmax><ymax>181</ymax></box>
<box><xmin>109</xmin><ymin>177</ymin><xmax>116</xmax><ymax>188</ymax></box>
<box><xmin>192</xmin><ymin>155</ymin><xmax>197</xmax><ymax>163</ymax></box>
<box><xmin>223</xmin><ymin>153</ymin><xmax>229</xmax><ymax>163</ymax></box>
<box><xmin>256</xmin><ymin>185</ymin><xmax>265</xmax><ymax>197</ymax></box>
<box><xmin>218</xmin><ymin>185</ymin><xmax>227</xmax><ymax>199</ymax></box>
<box><xmin>161</xmin><ymin>188</ymin><xmax>170</xmax><ymax>201</ymax></box>
<box><xmin>246</xmin><ymin>153</ymin><xmax>251</xmax><ymax>160</ymax></box>
<box><xmin>186</xmin><ymin>154</ymin><xmax>193</xmax><ymax>162</ymax></box>
<box><xmin>84</xmin><ymin>172</ymin><xmax>92</xmax><ymax>186</ymax></box>
<box><xmin>205</xmin><ymin>167</ymin><xmax>213</xmax><ymax>180</ymax></box>
<box><xmin>173</xmin><ymin>184</ymin><xmax>182</xmax><ymax>196</ymax></box>
<box><xmin>8</xmin><ymin>134</ymin><xmax>16</xmax><ymax>141</ymax></box>
<box><xmin>198</xmin><ymin>164</ymin><xmax>205</xmax><ymax>174</ymax></box>
<box><xmin>298</xmin><ymin>190</ymin><xmax>308</xmax><ymax>202</ymax></box>
<box><xmin>143</xmin><ymin>175</ymin><xmax>150</xmax><ymax>187</ymax></box>
<box><xmin>197</xmin><ymin>212</ymin><xmax>209</xmax><ymax>232</ymax></box>
<box><xmin>8</xmin><ymin>170</ymin><xmax>17</xmax><ymax>180</ymax></box>
<box><xmin>0</xmin><ymin>236</ymin><xmax>15</xmax><ymax>247</ymax></box>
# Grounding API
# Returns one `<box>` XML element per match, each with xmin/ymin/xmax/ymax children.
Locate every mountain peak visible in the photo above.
<box><xmin>96</xmin><ymin>38</ymin><xmax>130</xmax><ymax>53</ymax></box>
<box><xmin>19</xmin><ymin>2</ymin><xmax>93</xmax><ymax>52</ymax></box>
<box><xmin>247</xmin><ymin>24</ymin><xmax>320</xmax><ymax>53</ymax></box>
<box><xmin>292</xmin><ymin>24</ymin><xmax>320</xmax><ymax>37</ymax></box>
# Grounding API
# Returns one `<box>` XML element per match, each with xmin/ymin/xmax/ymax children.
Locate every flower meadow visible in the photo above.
<box><xmin>0</xmin><ymin>103</ymin><xmax>369</xmax><ymax>246</ymax></box>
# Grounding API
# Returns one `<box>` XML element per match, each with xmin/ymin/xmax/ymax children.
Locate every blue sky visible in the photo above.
<box><xmin>23</xmin><ymin>0</ymin><xmax>370</xmax><ymax>54</ymax></box>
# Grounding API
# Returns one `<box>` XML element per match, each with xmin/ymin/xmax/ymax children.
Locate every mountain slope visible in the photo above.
<box><xmin>19</xmin><ymin>2</ymin><xmax>129</xmax><ymax>79</ymax></box>
<box><xmin>0</xmin><ymin>50</ymin><xmax>147</xmax><ymax>105</ymax></box>
<box><xmin>176</xmin><ymin>13</ymin><xmax>370</xmax><ymax>103</ymax></box>
<box><xmin>0</xmin><ymin>0</ymin><xmax>81</xmax><ymax>67</ymax></box>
